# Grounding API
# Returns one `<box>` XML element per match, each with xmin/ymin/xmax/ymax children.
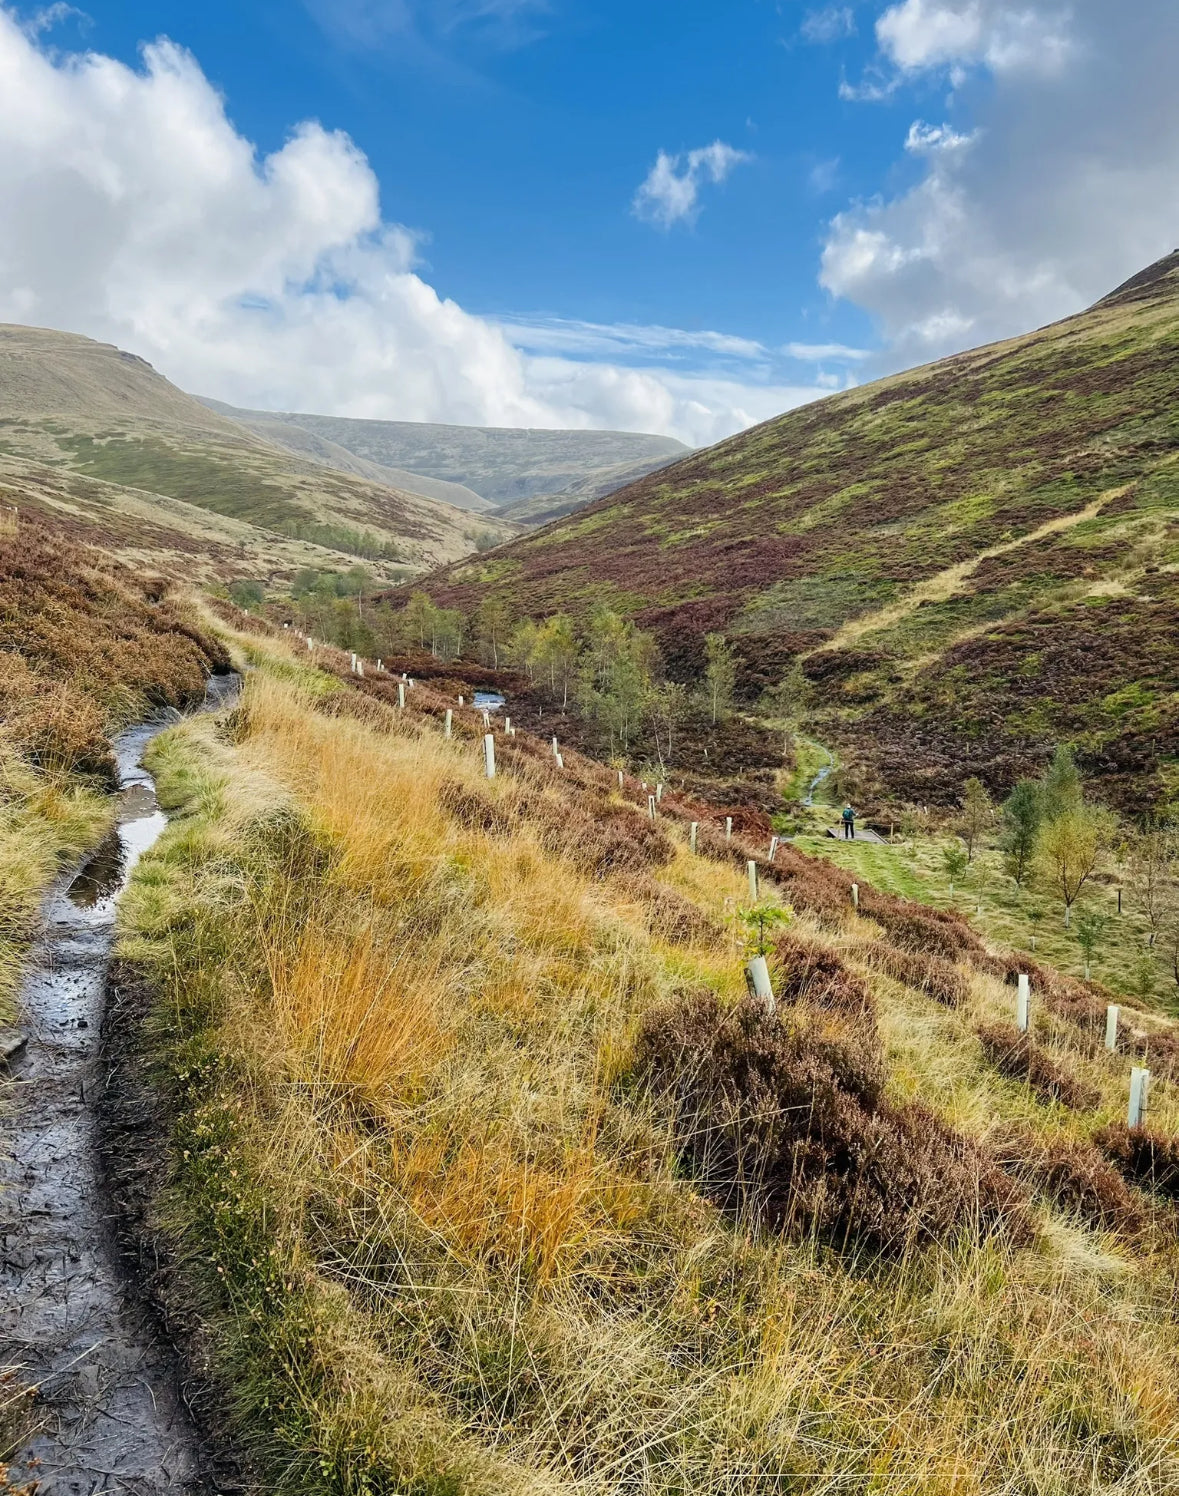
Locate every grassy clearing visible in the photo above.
<box><xmin>794</xmin><ymin>829</ymin><xmax>1174</xmax><ymax>1009</ymax></box>
<box><xmin>113</xmin><ymin>634</ymin><xmax>1179</xmax><ymax>1493</ymax></box>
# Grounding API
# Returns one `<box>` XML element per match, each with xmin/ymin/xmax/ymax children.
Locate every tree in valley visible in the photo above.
<box><xmin>1074</xmin><ymin>910</ymin><xmax>1109</xmax><ymax>982</ymax></box>
<box><xmin>577</xmin><ymin>605</ymin><xmax>658</xmax><ymax>756</ymax></box>
<box><xmin>403</xmin><ymin>590</ymin><xmax>437</xmax><ymax>652</ymax></box>
<box><xmin>1037</xmin><ymin>804</ymin><xmax>1116</xmax><ymax>928</ymax></box>
<box><xmin>942</xmin><ymin>843</ymin><xmax>968</xmax><ymax>898</ymax></box>
<box><xmin>1001</xmin><ymin>780</ymin><xmax>1043</xmax><ymax>886</ymax></box>
<box><xmin>703</xmin><ymin>633</ymin><xmax>737</xmax><ymax>725</ymax></box>
<box><xmin>532</xmin><ymin>614</ymin><xmax>579</xmax><ymax>707</ymax></box>
<box><xmin>1127</xmin><ymin>827</ymin><xmax>1176</xmax><ymax>947</ymax></box>
<box><xmin>506</xmin><ymin>618</ymin><xmax>541</xmax><ymax>682</ymax></box>
<box><xmin>957</xmin><ymin>777</ymin><xmax>995</xmax><ymax>862</ymax></box>
<box><xmin>474</xmin><ymin>596</ymin><xmax>513</xmax><ymax>670</ymax></box>
<box><xmin>647</xmin><ymin>680</ymin><xmax>688</xmax><ymax>775</ymax></box>
<box><xmin>1041</xmin><ymin>743</ymin><xmax>1083</xmax><ymax>820</ymax></box>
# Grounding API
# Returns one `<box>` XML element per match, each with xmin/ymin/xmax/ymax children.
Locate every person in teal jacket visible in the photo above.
<box><xmin>841</xmin><ymin>804</ymin><xmax>856</xmax><ymax>839</ymax></box>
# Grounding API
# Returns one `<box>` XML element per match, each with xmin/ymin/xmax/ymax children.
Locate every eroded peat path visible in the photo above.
<box><xmin>0</xmin><ymin>675</ymin><xmax>238</xmax><ymax>1496</ymax></box>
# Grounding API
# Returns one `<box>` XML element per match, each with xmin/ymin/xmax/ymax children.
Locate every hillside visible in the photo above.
<box><xmin>409</xmin><ymin>253</ymin><xmax>1179</xmax><ymax>815</ymax></box>
<box><xmin>0</xmin><ymin>325</ymin><xmax>514</xmax><ymax>583</ymax></box>
<box><xmin>84</xmin><ymin>622</ymin><xmax>1179</xmax><ymax>1494</ymax></box>
<box><xmin>205</xmin><ymin>401</ymin><xmax>690</xmax><ymax>521</ymax></box>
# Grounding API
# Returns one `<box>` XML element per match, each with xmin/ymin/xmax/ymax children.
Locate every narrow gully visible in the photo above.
<box><xmin>0</xmin><ymin>673</ymin><xmax>239</xmax><ymax>1496</ymax></box>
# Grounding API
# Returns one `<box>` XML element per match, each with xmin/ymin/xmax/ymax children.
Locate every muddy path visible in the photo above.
<box><xmin>0</xmin><ymin>675</ymin><xmax>238</xmax><ymax>1495</ymax></box>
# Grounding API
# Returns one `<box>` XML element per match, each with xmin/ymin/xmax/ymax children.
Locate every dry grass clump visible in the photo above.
<box><xmin>634</xmin><ymin>989</ymin><xmax>1031</xmax><ymax>1252</ymax></box>
<box><xmin>862</xmin><ymin>939</ymin><xmax>971</xmax><ymax>1007</ymax></box>
<box><xmin>990</xmin><ymin>1124</ymin><xmax>1148</xmax><ymax>1233</ymax></box>
<box><xmin>976</xmin><ymin>1022</ymin><xmax>1102</xmax><ymax>1110</ymax></box>
<box><xmin>1096</xmin><ymin>1123</ymin><xmax>1179</xmax><ymax>1201</ymax></box>
<box><xmin>773</xmin><ymin>930</ymin><xmax>877</xmax><ymax>1021</ymax></box>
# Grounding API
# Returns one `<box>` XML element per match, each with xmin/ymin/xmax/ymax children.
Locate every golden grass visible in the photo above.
<box><xmin>118</xmin><ymin>646</ymin><xmax>1179</xmax><ymax>1494</ymax></box>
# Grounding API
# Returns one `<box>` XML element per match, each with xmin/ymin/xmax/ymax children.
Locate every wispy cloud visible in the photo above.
<box><xmin>783</xmin><ymin>341</ymin><xmax>870</xmax><ymax>361</ymax></box>
<box><xmin>305</xmin><ymin>0</ymin><xmax>550</xmax><ymax>54</ymax></box>
<box><xmin>497</xmin><ymin>316</ymin><xmax>768</xmax><ymax>363</ymax></box>
<box><xmin>801</xmin><ymin>6</ymin><xmax>857</xmax><ymax>43</ymax></box>
<box><xmin>632</xmin><ymin>141</ymin><xmax>752</xmax><ymax>230</ymax></box>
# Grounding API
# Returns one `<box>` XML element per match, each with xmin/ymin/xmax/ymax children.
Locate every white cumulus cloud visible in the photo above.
<box><xmin>0</xmin><ymin>10</ymin><xmax>811</xmax><ymax>448</ymax></box>
<box><xmin>822</xmin><ymin>0</ymin><xmax>1179</xmax><ymax>365</ymax></box>
<box><xmin>632</xmin><ymin>141</ymin><xmax>752</xmax><ymax>230</ymax></box>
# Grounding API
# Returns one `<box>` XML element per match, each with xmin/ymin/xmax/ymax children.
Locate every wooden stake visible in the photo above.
<box><xmin>1016</xmin><ymin>973</ymin><xmax>1030</xmax><ymax>1033</ymax></box>
<box><xmin>484</xmin><ymin>734</ymin><xmax>496</xmax><ymax>779</ymax></box>
<box><xmin>1128</xmin><ymin>1066</ymin><xmax>1150</xmax><ymax>1129</ymax></box>
<box><xmin>1105</xmin><ymin>1004</ymin><xmax>1119</xmax><ymax>1052</ymax></box>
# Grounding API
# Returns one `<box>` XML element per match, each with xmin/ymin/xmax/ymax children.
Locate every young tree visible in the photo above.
<box><xmin>943</xmin><ymin>844</ymin><xmax>969</xmax><ymax>898</ymax></box>
<box><xmin>1128</xmin><ymin>827</ymin><xmax>1176</xmax><ymax>947</ymax></box>
<box><xmin>647</xmin><ymin>680</ymin><xmax>688</xmax><ymax>774</ymax></box>
<box><xmin>703</xmin><ymin>633</ymin><xmax>738</xmax><ymax>725</ymax></box>
<box><xmin>1074</xmin><ymin>910</ymin><xmax>1109</xmax><ymax>981</ymax></box>
<box><xmin>474</xmin><ymin>596</ymin><xmax>513</xmax><ymax>670</ymax></box>
<box><xmin>403</xmin><ymin>590</ymin><xmax>436</xmax><ymax>651</ymax></box>
<box><xmin>1037</xmin><ymin>805</ymin><xmax>1115</xmax><ymax>928</ymax></box>
<box><xmin>957</xmin><ymin>777</ymin><xmax>995</xmax><ymax>861</ymax></box>
<box><xmin>1041</xmin><ymin>743</ymin><xmax>1083</xmax><ymax>820</ymax></box>
<box><xmin>1001</xmin><ymin>780</ymin><xmax>1042</xmax><ymax>885</ymax></box>
<box><xmin>506</xmin><ymin>618</ymin><xmax>541</xmax><ymax>681</ymax></box>
<box><xmin>532</xmin><ymin>614</ymin><xmax>579</xmax><ymax>707</ymax></box>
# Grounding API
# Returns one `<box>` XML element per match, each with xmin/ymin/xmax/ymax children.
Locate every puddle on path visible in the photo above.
<box><xmin>0</xmin><ymin>674</ymin><xmax>238</xmax><ymax>1495</ymax></box>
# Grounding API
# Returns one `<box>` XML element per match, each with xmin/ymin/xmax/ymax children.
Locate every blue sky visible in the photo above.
<box><xmin>1</xmin><ymin>1</ymin><xmax>1177</xmax><ymax>442</ymax></box>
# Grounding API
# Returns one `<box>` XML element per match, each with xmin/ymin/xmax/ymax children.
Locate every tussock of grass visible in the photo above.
<box><xmin>117</xmin><ymin>646</ymin><xmax>1179</xmax><ymax>1493</ymax></box>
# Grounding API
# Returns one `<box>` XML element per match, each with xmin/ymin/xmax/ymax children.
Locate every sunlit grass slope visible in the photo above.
<box><xmin>115</xmin><ymin>632</ymin><xmax>1179</xmax><ymax>1493</ymax></box>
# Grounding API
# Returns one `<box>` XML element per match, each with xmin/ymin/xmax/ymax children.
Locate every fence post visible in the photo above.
<box><xmin>689</xmin><ymin>822</ymin><xmax>698</xmax><ymax>855</ymax></box>
<box><xmin>444</xmin><ymin>709</ymin><xmax>452</xmax><ymax>740</ymax></box>
<box><xmin>748</xmin><ymin>861</ymin><xmax>759</xmax><ymax>900</ymax></box>
<box><xmin>1128</xmin><ymin>1066</ymin><xmax>1150</xmax><ymax>1129</ymax></box>
<box><xmin>851</xmin><ymin>882</ymin><xmax>859</xmax><ymax>912</ymax></box>
<box><xmin>484</xmin><ymin>734</ymin><xmax>496</xmax><ymax>779</ymax></box>
<box><xmin>398</xmin><ymin>682</ymin><xmax>406</xmax><ymax>709</ymax></box>
<box><xmin>1016</xmin><ymin>973</ymin><xmax>1030</xmax><ymax>1033</ymax></box>
<box><xmin>746</xmin><ymin>955</ymin><xmax>775</xmax><ymax>1014</ymax></box>
<box><xmin>1105</xmin><ymin>1004</ymin><xmax>1119</xmax><ymax>1052</ymax></box>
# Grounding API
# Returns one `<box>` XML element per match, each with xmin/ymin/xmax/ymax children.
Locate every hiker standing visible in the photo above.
<box><xmin>841</xmin><ymin>804</ymin><xmax>856</xmax><ymax>839</ymax></box>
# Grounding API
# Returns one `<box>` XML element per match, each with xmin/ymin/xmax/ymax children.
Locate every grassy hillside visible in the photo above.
<box><xmin>0</xmin><ymin>325</ymin><xmax>514</xmax><ymax>583</ymax></box>
<box><xmin>105</xmin><ymin>625</ymin><xmax>1179</xmax><ymax>1493</ymax></box>
<box><xmin>410</xmin><ymin>254</ymin><xmax>1179</xmax><ymax>815</ymax></box>
<box><xmin>210</xmin><ymin>404</ymin><xmax>690</xmax><ymax>516</ymax></box>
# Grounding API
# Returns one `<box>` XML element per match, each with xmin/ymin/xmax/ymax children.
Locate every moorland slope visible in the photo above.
<box><xmin>412</xmin><ymin>254</ymin><xmax>1179</xmax><ymax>813</ymax></box>
<box><xmin>205</xmin><ymin>400</ymin><xmax>690</xmax><ymax>522</ymax></box>
<box><xmin>0</xmin><ymin>325</ymin><xmax>514</xmax><ymax>583</ymax></box>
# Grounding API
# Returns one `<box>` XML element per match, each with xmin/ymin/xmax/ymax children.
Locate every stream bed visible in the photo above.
<box><xmin>0</xmin><ymin>673</ymin><xmax>238</xmax><ymax>1495</ymax></box>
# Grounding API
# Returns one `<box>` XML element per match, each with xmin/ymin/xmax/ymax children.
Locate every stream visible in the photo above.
<box><xmin>0</xmin><ymin>673</ymin><xmax>238</xmax><ymax>1495</ymax></box>
<box><xmin>802</xmin><ymin>742</ymin><xmax>835</xmax><ymax>807</ymax></box>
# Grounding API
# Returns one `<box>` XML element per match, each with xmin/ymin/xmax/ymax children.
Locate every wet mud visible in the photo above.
<box><xmin>0</xmin><ymin>676</ymin><xmax>238</xmax><ymax>1494</ymax></box>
